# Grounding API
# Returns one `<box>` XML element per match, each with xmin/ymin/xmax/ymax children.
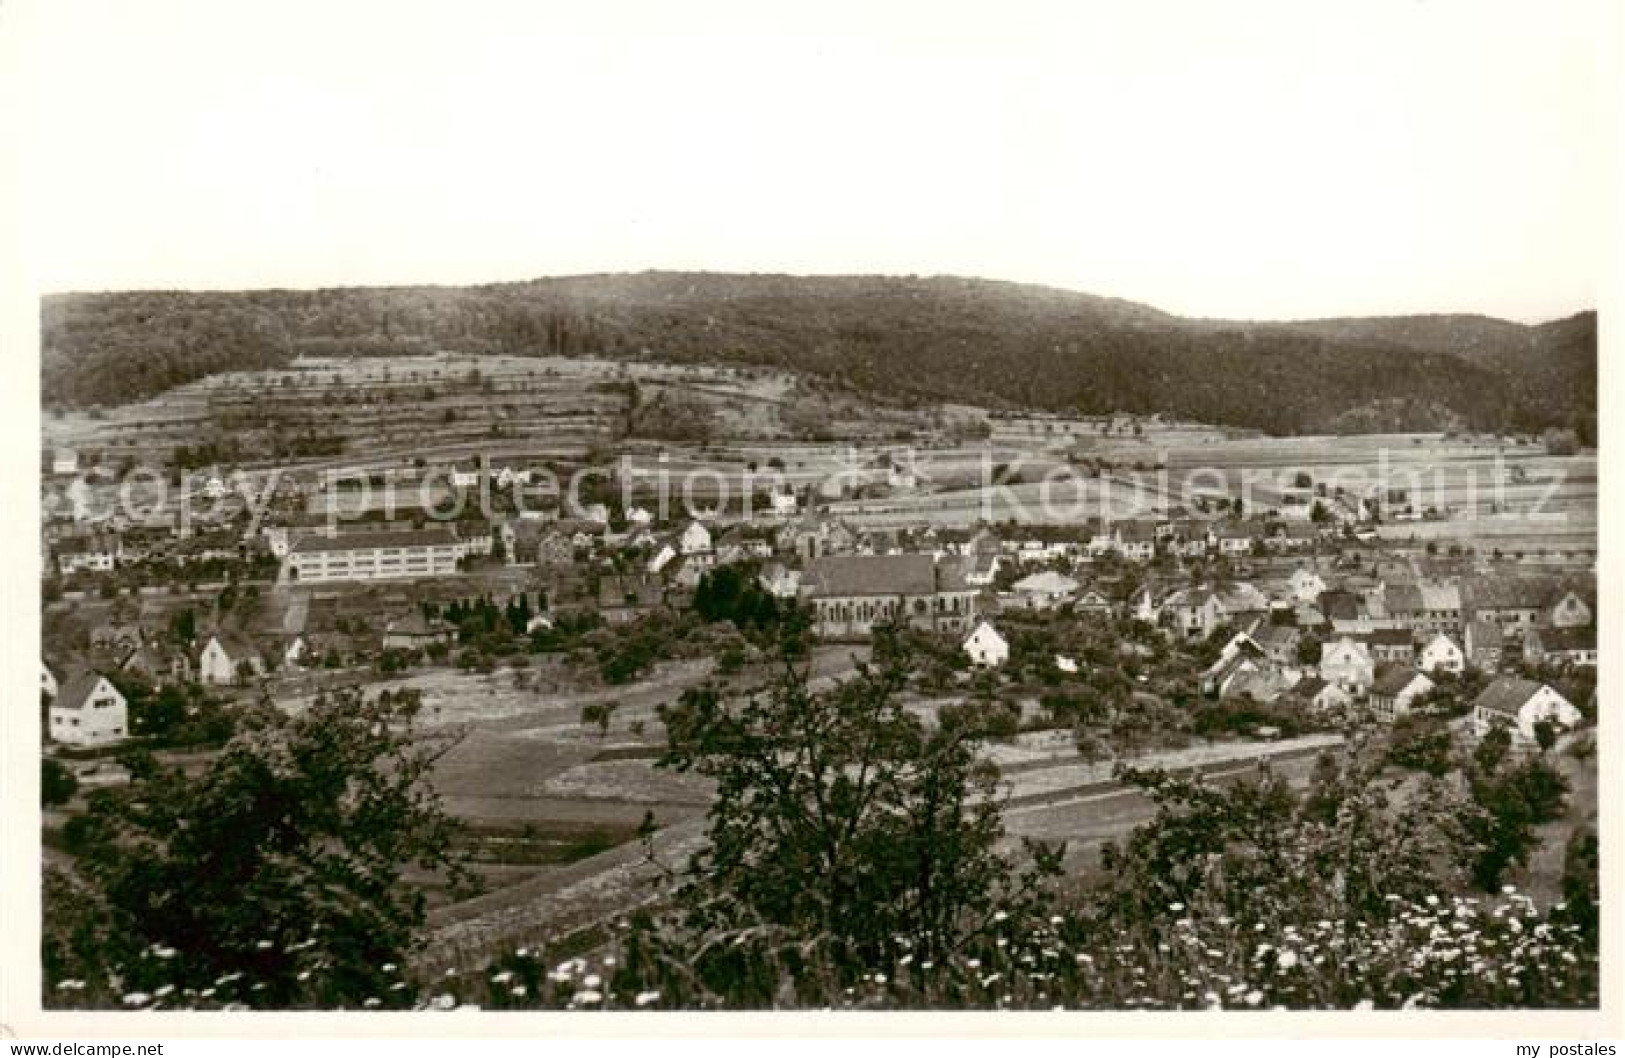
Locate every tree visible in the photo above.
<box><xmin>54</xmin><ymin>687</ymin><xmax>470</xmax><ymax>1007</ymax></box>
<box><xmin>1385</xmin><ymin>714</ymin><xmax>1454</xmax><ymax>777</ymax></box>
<box><xmin>1533</xmin><ymin>719</ymin><xmax>1558</xmax><ymax>754</ymax></box>
<box><xmin>42</xmin><ymin>758</ymin><xmax>78</xmax><ymax>807</ymax></box>
<box><xmin>1473</xmin><ymin>724</ymin><xmax>1512</xmax><ymax>775</ymax></box>
<box><xmin>637</xmin><ymin>630</ymin><xmax>1061</xmax><ymax>1002</ymax></box>
<box><xmin>1098</xmin><ymin>743</ymin><xmax>1477</xmax><ymax>930</ymax></box>
<box><xmin>1464</xmin><ymin>756</ymin><xmax>1570</xmax><ymax>892</ymax></box>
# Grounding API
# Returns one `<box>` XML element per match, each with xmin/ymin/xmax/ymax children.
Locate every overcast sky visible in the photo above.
<box><xmin>7</xmin><ymin>0</ymin><xmax>1612</xmax><ymax>320</ymax></box>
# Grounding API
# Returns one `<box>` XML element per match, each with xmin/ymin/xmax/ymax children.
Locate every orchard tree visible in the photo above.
<box><xmin>50</xmin><ymin>687</ymin><xmax>470</xmax><ymax>1007</ymax></box>
<box><xmin>634</xmin><ymin>626</ymin><xmax>1062</xmax><ymax>1003</ymax></box>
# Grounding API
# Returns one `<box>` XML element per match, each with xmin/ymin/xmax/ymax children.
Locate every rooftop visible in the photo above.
<box><xmin>802</xmin><ymin>554</ymin><xmax>941</xmax><ymax>598</ymax></box>
<box><xmin>1473</xmin><ymin>677</ymin><xmax>1548</xmax><ymax>717</ymax></box>
<box><xmin>290</xmin><ymin>527</ymin><xmax>459</xmax><ymax>554</ymax></box>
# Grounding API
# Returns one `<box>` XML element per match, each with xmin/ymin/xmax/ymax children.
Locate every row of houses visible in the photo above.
<box><xmin>1198</xmin><ymin>619</ymin><xmax>1583</xmax><ymax>746</ymax></box>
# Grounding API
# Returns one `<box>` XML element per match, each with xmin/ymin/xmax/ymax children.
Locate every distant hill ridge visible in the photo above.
<box><xmin>40</xmin><ymin>271</ymin><xmax>1595</xmax><ymax>437</ymax></box>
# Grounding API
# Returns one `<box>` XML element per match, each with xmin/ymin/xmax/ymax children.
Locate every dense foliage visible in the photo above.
<box><xmin>45</xmin><ymin>687</ymin><xmax>469</xmax><ymax>1009</ymax></box>
<box><xmin>42</xmin><ymin>274</ymin><xmax>1594</xmax><ymax>435</ymax></box>
<box><xmin>40</xmin><ymin>635</ymin><xmax>1599</xmax><ymax>1012</ymax></box>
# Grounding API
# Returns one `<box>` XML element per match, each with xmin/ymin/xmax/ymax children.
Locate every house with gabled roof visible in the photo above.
<box><xmin>1368</xmin><ymin>665</ymin><xmax>1434</xmax><ymax>723</ymax></box>
<box><xmin>962</xmin><ymin>621</ymin><xmax>1009</xmax><ymax>668</ymax></box>
<box><xmin>199</xmin><ymin>632</ymin><xmax>265</xmax><ymax>686</ymax></box>
<box><xmin>1471</xmin><ymin>678</ymin><xmax>1580</xmax><ymax>743</ymax></box>
<box><xmin>382</xmin><ymin>612</ymin><xmax>455</xmax><ymax>651</ymax></box>
<box><xmin>49</xmin><ymin>672</ymin><xmax>128</xmax><ymax>746</ymax></box>
<box><xmin>1075</xmin><ymin>587</ymin><xmax>1115</xmax><ymax>618</ymax></box>
<box><xmin>120</xmin><ymin>642</ymin><xmax>190</xmax><ymax>683</ymax></box>
<box><xmin>679</xmin><ymin>519</ymin><xmax>713</xmax><ymax>556</ymax></box>
<box><xmin>757</xmin><ymin>561</ymin><xmax>801</xmax><ymax>600</ymax></box>
<box><xmin>1159</xmin><ymin>586</ymin><xmax>1228</xmax><ymax>640</ymax></box>
<box><xmin>1213</xmin><ymin>521</ymin><xmax>1260</xmax><ymax>556</ymax></box>
<box><xmin>1464</xmin><ymin>577</ymin><xmax>1548</xmax><ymax>631</ymax></box>
<box><xmin>1385</xmin><ymin>580</ymin><xmax>1462</xmax><ymax>636</ymax></box>
<box><xmin>1252</xmin><ymin>624</ymin><xmax>1302</xmax><ymax>667</ymax></box>
<box><xmin>1548</xmin><ymin>590</ymin><xmax>1593</xmax><ymax>630</ymax></box>
<box><xmin>1010</xmin><ymin>570</ymin><xmax>1080</xmax><ymax>611</ymax></box>
<box><xmin>1117</xmin><ymin>520</ymin><xmax>1158</xmax><ymax>562</ymax></box>
<box><xmin>1281</xmin><ymin>676</ymin><xmax>1351</xmax><ymax>715</ymax></box>
<box><xmin>1522</xmin><ymin>626</ymin><xmax>1597</xmax><ymax>669</ymax></box>
<box><xmin>1418</xmin><ymin>633</ymin><xmax>1465</xmax><ymax>675</ymax></box>
<box><xmin>1359</xmin><ymin>627</ymin><xmax>1416</xmax><ymax>665</ymax></box>
<box><xmin>1319</xmin><ymin>637</ymin><xmax>1375</xmax><ymax>693</ymax></box>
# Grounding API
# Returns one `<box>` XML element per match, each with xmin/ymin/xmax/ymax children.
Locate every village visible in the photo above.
<box><xmin>38</xmin><ymin>409</ymin><xmax>1599</xmax><ymax>973</ymax></box>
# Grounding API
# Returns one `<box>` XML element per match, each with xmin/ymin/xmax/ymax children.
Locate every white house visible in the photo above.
<box><xmin>1319</xmin><ymin>637</ymin><xmax>1375</xmax><ymax>692</ymax></box>
<box><xmin>769</xmin><ymin>490</ymin><xmax>799</xmax><ymax>516</ymax></box>
<box><xmin>1289</xmin><ymin>567</ymin><xmax>1327</xmax><ymax>604</ymax></box>
<box><xmin>51</xmin><ymin>448</ymin><xmax>79</xmax><ymax>476</ymax></box>
<box><xmin>1548</xmin><ymin>591</ymin><xmax>1593</xmax><ymax>629</ymax></box>
<box><xmin>1010</xmin><ymin>570</ymin><xmax>1080</xmax><ymax>611</ymax></box>
<box><xmin>1369</xmin><ymin>666</ymin><xmax>1435</xmax><ymax>723</ymax></box>
<box><xmin>626</xmin><ymin>506</ymin><xmax>655</xmax><ymax>528</ymax></box>
<box><xmin>1418</xmin><ymin>633</ymin><xmax>1465</xmax><ymax>675</ymax></box>
<box><xmin>962</xmin><ymin>621</ymin><xmax>1010</xmax><ymax>668</ymax></box>
<box><xmin>49</xmin><ymin>673</ymin><xmax>128</xmax><ymax>747</ymax></box>
<box><xmin>758</xmin><ymin>562</ymin><xmax>802</xmax><ymax>600</ymax></box>
<box><xmin>679</xmin><ymin>520</ymin><xmax>713</xmax><ymax>555</ymax></box>
<box><xmin>964</xmin><ymin>552</ymin><xmax>1001</xmax><ymax>587</ymax></box>
<box><xmin>199</xmin><ymin>633</ymin><xmax>264</xmax><ymax>686</ymax></box>
<box><xmin>1471</xmin><ymin>678</ymin><xmax>1581</xmax><ymax>744</ymax></box>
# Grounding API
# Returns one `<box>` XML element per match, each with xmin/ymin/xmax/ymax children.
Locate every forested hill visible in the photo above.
<box><xmin>40</xmin><ymin>273</ymin><xmax>1595</xmax><ymax>437</ymax></box>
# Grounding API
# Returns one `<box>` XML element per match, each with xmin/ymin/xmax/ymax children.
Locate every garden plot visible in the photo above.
<box><xmin>1001</xmin><ymin>732</ymin><xmax>1344</xmax><ymax>802</ymax></box>
<box><xmin>534</xmin><ymin>759</ymin><xmax>715</xmax><ymax>806</ymax></box>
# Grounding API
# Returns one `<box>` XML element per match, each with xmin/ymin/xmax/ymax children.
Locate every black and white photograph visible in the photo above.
<box><xmin>1</xmin><ymin>0</ymin><xmax>1618</xmax><ymax>1044</ymax></box>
